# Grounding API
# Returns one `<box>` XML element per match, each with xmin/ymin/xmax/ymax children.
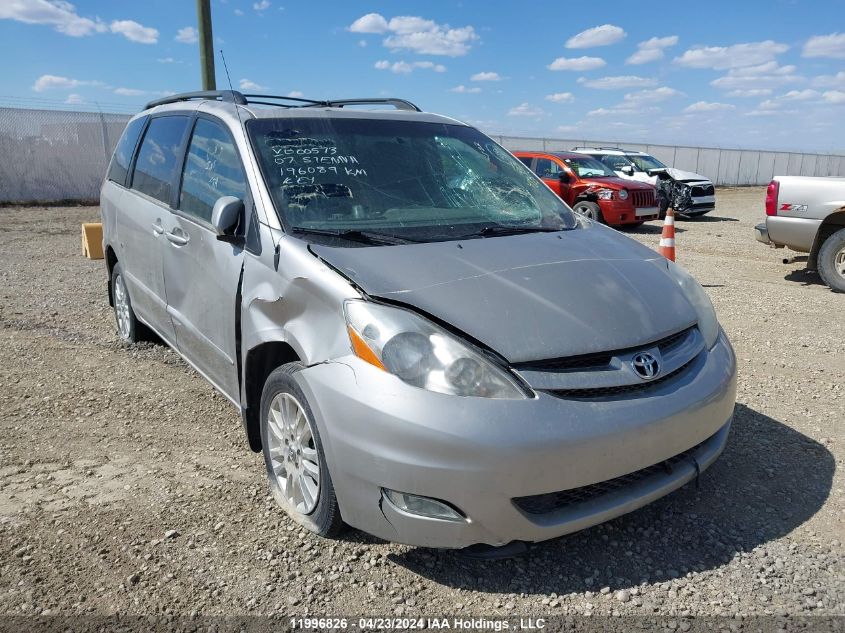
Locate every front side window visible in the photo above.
<box><xmin>628</xmin><ymin>154</ymin><xmax>666</xmax><ymax>172</ymax></box>
<box><xmin>534</xmin><ymin>158</ymin><xmax>563</xmax><ymax>179</ymax></box>
<box><xmin>107</xmin><ymin>116</ymin><xmax>146</xmax><ymax>185</ymax></box>
<box><xmin>561</xmin><ymin>156</ymin><xmax>617</xmax><ymax>178</ymax></box>
<box><xmin>247</xmin><ymin>117</ymin><xmax>576</xmax><ymax>243</ymax></box>
<box><xmin>131</xmin><ymin>116</ymin><xmax>190</xmax><ymax>205</ymax></box>
<box><xmin>599</xmin><ymin>154</ymin><xmax>634</xmax><ymax>171</ymax></box>
<box><xmin>179</xmin><ymin>119</ymin><xmax>247</xmax><ymax>222</ymax></box>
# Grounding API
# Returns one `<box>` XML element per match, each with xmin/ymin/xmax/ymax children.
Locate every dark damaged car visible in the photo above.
<box><xmin>99</xmin><ymin>91</ymin><xmax>737</xmax><ymax>552</ymax></box>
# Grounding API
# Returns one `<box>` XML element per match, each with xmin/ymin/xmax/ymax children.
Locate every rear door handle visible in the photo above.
<box><xmin>152</xmin><ymin>220</ymin><xmax>164</xmax><ymax>235</ymax></box>
<box><xmin>165</xmin><ymin>231</ymin><xmax>189</xmax><ymax>246</ymax></box>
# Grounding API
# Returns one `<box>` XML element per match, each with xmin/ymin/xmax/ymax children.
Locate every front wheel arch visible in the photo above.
<box><xmin>242</xmin><ymin>341</ymin><xmax>302</xmax><ymax>452</ymax></box>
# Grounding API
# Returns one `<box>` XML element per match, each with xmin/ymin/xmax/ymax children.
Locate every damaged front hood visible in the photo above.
<box><xmin>657</xmin><ymin>168</ymin><xmax>712</xmax><ymax>184</ymax></box>
<box><xmin>312</xmin><ymin>226</ymin><xmax>697</xmax><ymax>363</ymax></box>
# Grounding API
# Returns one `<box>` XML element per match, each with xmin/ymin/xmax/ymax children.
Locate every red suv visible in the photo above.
<box><xmin>514</xmin><ymin>151</ymin><xmax>659</xmax><ymax>226</ymax></box>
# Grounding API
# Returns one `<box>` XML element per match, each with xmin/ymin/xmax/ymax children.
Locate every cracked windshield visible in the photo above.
<box><xmin>248</xmin><ymin>118</ymin><xmax>577</xmax><ymax>243</ymax></box>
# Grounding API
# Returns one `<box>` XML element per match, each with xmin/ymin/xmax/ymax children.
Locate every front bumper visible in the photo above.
<box><xmin>600</xmin><ymin>199</ymin><xmax>659</xmax><ymax>225</ymax></box>
<box><xmin>298</xmin><ymin>331</ymin><xmax>737</xmax><ymax>549</ymax></box>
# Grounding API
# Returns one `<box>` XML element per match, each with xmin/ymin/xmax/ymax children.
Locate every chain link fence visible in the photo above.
<box><xmin>1</xmin><ymin>106</ymin><xmax>843</xmax><ymax>203</ymax></box>
<box><xmin>0</xmin><ymin>107</ymin><xmax>131</xmax><ymax>203</ymax></box>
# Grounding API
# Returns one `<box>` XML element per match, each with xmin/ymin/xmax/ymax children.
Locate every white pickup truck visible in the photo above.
<box><xmin>755</xmin><ymin>176</ymin><xmax>845</xmax><ymax>291</ymax></box>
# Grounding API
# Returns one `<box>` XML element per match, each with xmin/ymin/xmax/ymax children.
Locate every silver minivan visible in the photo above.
<box><xmin>101</xmin><ymin>91</ymin><xmax>737</xmax><ymax>553</ymax></box>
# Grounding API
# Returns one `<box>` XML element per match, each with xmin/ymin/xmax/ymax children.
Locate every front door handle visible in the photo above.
<box><xmin>165</xmin><ymin>231</ymin><xmax>189</xmax><ymax>246</ymax></box>
<box><xmin>152</xmin><ymin>220</ymin><xmax>164</xmax><ymax>235</ymax></box>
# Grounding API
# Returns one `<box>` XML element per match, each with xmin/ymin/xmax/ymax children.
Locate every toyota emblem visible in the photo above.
<box><xmin>631</xmin><ymin>352</ymin><xmax>660</xmax><ymax>380</ymax></box>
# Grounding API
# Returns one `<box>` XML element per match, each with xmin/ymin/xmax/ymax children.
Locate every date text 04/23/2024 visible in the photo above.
<box><xmin>289</xmin><ymin>618</ymin><xmax>547</xmax><ymax>630</ymax></box>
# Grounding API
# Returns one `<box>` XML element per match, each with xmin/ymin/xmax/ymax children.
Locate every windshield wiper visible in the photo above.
<box><xmin>291</xmin><ymin>227</ymin><xmax>416</xmax><ymax>245</ymax></box>
<box><xmin>461</xmin><ymin>225</ymin><xmax>568</xmax><ymax>239</ymax></box>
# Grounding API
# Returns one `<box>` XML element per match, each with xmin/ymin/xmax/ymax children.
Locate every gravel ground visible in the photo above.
<box><xmin>0</xmin><ymin>187</ymin><xmax>842</xmax><ymax>625</ymax></box>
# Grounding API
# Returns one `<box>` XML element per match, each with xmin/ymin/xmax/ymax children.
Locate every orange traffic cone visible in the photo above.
<box><xmin>659</xmin><ymin>207</ymin><xmax>676</xmax><ymax>262</ymax></box>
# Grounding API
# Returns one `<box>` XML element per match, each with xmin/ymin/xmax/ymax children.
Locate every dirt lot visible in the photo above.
<box><xmin>0</xmin><ymin>187</ymin><xmax>842</xmax><ymax>624</ymax></box>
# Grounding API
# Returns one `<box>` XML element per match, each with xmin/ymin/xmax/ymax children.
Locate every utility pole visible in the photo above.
<box><xmin>196</xmin><ymin>0</ymin><xmax>216</xmax><ymax>90</ymax></box>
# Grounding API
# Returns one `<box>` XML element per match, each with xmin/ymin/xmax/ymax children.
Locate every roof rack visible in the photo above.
<box><xmin>571</xmin><ymin>146</ymin><xmax>628</xmax><ymax>152</ymax></box>
<box><xmin>145</xmin><ymin>90</ymin><xmax>422</xmax><ymax>112</ymax></box>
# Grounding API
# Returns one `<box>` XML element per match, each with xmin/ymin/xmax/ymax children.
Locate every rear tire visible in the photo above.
<box><xmin>573</xmin><ymin>201</ymin><xmax>604</xmax><ymax>224</ymax></box>
<box><xmin>260</xmin><ymin>362</ymin><xmax>344</xmax><ymax>537</ymax></box>
<box><xmin>817</xmin><ymin>227</ymin><xmax>845</xmax><ymax>293</ymax></box>
<box><xmin>111</xmin><ymin>262</ymin><xmax>141</xmax><ymax>343</ymax></box>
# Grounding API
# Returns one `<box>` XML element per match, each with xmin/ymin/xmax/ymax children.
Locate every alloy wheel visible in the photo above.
<box><xmin>835</xmin><ymin>246</ymin><xmax>845</xmax><ymax>280</ymax></box>
<box><xmin>266</xmin><ymin>393</ymin><xmax>321</xmax><ymax>514</ymax></box>
<box><xmin>113</xmin><ymin>273</ymin><xmax>131</xmax><ymax>340</ymax></box>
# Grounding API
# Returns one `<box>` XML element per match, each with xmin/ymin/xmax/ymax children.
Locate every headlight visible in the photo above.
<box><xmin>666</xmin><ymin>261</ymin><xmax>719</xmax><ymax>348</ymax></box>
<box><xmin>618</xmin><ymin>189</ymin><xmax>629</xmax><ymax>200</ymax></box>
<box><xmin>344</xmin><ymin>300</ymin><xmax>529</xmax><ymax>399</ymax></box>
<box><xmin>595</xmin><ymin>188</ymin><xmax>614</xmax><ymax>200</ymax></box>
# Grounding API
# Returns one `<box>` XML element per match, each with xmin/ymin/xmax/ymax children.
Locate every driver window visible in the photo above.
<box><xmin>180</xmin><ymin>118</ymin><xmax>247</xmax><ymax>223</ymax></box>
<box><xmin>534</xmin><ymin>158</ymin><xmax>561</xmax><ymax>179</ymax></box>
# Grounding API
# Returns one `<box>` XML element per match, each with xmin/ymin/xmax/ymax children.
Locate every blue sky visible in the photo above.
<box><xmin>2</xmin><ymin>0</ymin><xmax>844</xmax><ymax>152</ymax></box>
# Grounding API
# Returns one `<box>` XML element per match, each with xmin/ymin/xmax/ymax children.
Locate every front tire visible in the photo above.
<box><xmin>817</xmin><ymin>228</ymin><xmax>845</xmax><ymax>293</ymax></box>
<box><xmin>260</xmin><ymin>362</ymin><xmax>344</xmax><ymax>537</ymax></box>
<box><xmin>573</xmin><ymin>200</ymin><xmax>604</xmax><ymax>223</ymax></box>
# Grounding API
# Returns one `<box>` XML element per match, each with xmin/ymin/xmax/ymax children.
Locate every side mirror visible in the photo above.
<box><xmin>559</xmin><ymin>171</ymin><xmax>571</xmax><ymax>184</ymax></box>
<box><xmin>211</xmin><ymin>196</ymin><xmax>244</xmax><ymax>243</ymax></box>
<box><xmin>621</xmin><ymin>165</ymin><xmax>635</xmax><ymax>176</ymax></box>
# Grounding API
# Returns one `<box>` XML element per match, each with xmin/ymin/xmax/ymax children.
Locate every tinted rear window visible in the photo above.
<box><xmin>131</xmin><ymin>116</ymin><xmax>190</xmax><ymax>205</ymax></box>
<box><xmin>107</xmin><ymin>116</ymin><xmax>146</xmax><ymax>185</ymax></box>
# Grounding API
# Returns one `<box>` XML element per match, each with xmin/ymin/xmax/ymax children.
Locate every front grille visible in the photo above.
<box><xmin>630</xmin><ymin>189</ymin><xmax>656</xmax><ymax>208</ymax></box>
<box><xmin>513</xmin><ymin>434</ymin><xmax>711</xmax><ymax>515</ymax></box>
<box><xmin>546</xmin><ymin>358</ymin><xmax>694</xmax><ymax>400</ymax></box>
<box><xmin>690</xmin><ymin>184</ymin><xmax>715</xmax><ymax>197</ymax></box>
<box><xmin>513</xmin><ymin>326</ymin><xmax>695</xmax><ymax>373</ymax></box>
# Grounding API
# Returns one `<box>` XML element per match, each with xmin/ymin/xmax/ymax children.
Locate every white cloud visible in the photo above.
<box><xmin>384</xmin><ymin>24</ymin><xmax>478</xmax><ymax>57</ymax></box>
<box><xmin>470</xmin><ymin>71</ymin><xmax>501</xmax><ymax>81</ymax></box>
<box><xmin>32</xmin><ymin>74</ymin><xmax>103</xmax><ymax>92</ymax></box>
<box><xmin>577</xmin><ymin>75</ymin><xmax>658</xmax><ymax>89</ymax></box>
<box><xmin>711</xmin><ymin>62</ymin><xmax>802</xmax><ymax>90</ymax></box>
<box><xmin>622</xmin><ymin>86</ymin><xmax>682</xmax><ymax>104</ymax></box>
<box><xmin>64</xmin><ymin>93</ymin><xmax>84</xmax><ymax>104</ymax></box>
<box><xmin>175</xmin><ymin>26</ymin><xmax>197</xmax><ymax>44</ymax></box>
<box><xmin>0</xmin><ymin>0</ymin><xmax>107</xmax><ymax>37</ymax></box>
<box><xmin>358</xmin><ymin>39</ymin><xmax>367</xmax><ymax>47</ymax></box>
<box><xmin>587</xmin><ymin>104</ymin><xmax>660</xmax><ymax>117</ymax></box>
<box><xmin>374</xmin><ymin>59</ymin><xmax>446</xmax><ymax>73</ymax></box>
<box><xmin>803</xmin><ymin>32</ymin><xmax>845</xmax><ymax>59</ymax></box>
<box><xmin>545</xmin><ymin>92</ymin><xmax>574</xmax><ymax>103</ymax></box>
<box><xmin>349</xmin><ymin>12</ymin><xmax>389</xmax><ymax>33</ymax></box>
<box><xmin>114</xmin><ymin>87</ymin><xmax>147</xmax><ymax>96</ymax></box>
<box><xmin>566</xmin><ymin>24</ymin><xmax>626</xmax><ymax>49</ymax></box>
<box><xmin>508</xmin><ymin>102</ymin><xmax>545</xmax><ymax>117</ymax></box>
<box><xmin>626</xmin><ymin>35</ymin><xmax>678</xmax><ymax>65</ymax></box>
<box><xmin>253</xmin><ymin>0</ymin><xmax>271</xmax><ymax>11</ymax></box>
<box><xmin>239</xmin><ymin>78</ymin><xmax>265</xmax><ymax>90</ymax></box>
<box><xmin>823</xmin><ymin>90</ymin><xmax>845</xmax><ymax>104</ymax></box>
<box><xmin>234</xmin><ymin>8</ymin><xmax>244</xmax><ymax>16</ymax></box>
<box><xmin>350</xmin><ymin>12</ymin><xmax>478</xmax><ymax>56</ymax></box>
<box><xmin>547</xmin><ymin>56</ymin><xmax>605</xmax><ymax>71</ymax></box>
<box><xmin>812</xmin><ymin>71</ymin><xmax>845</xmax><ymax>89</ymax></box>
<box><xmin>156</xmin><ymin>57</ymin><xmax>178</xmax><ymax>64</ymax></box>
<box><xmin>287</xmin><ymin>91</ymin><xmax>304</xmax><ymax>98</ymax></box>
<box><xmin>674</xmin><ymin>40</ymin><xmax>788</xmax><ymax>69</ymax></box>
<box><xmin>451</xmin><ymin>85</ymin><xmax>481</xmax><ymax>94</ymax></box>
<box><xmin>683</xmin><ymin>101</ymin><xmax>735</xmax><ymax>113</ymax></box>
<box><xmin>726</xmin><ymin>88</ymin><xmax>772</xmax><ymax>97</ymax></box>
<box><xmin>779</xmin><ymin>89</ymin><xmax>821</xmax><ymax>101</ymax></box>
<box><xmin>110</xmin><ymin>19</ymin><xmax>158</xmax><ymax>44</ymax></box>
